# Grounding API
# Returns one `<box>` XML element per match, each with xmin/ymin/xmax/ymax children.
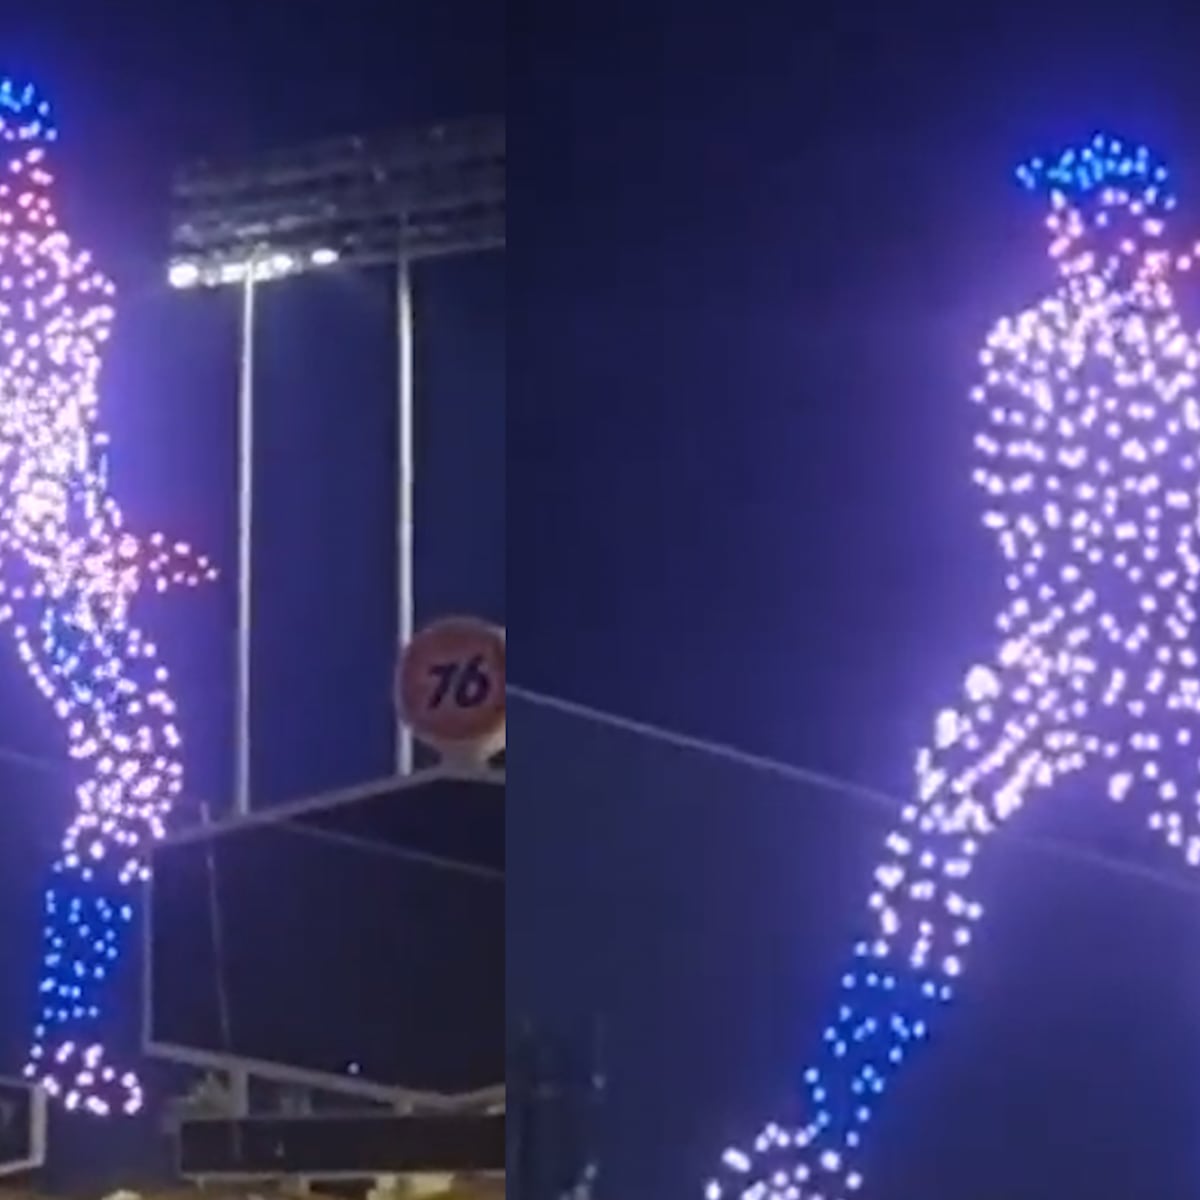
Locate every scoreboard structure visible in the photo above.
<box><xmin>144</xmin><ymin>764</ymin><xmax>504</xmax><ymax>1189</ymax></box>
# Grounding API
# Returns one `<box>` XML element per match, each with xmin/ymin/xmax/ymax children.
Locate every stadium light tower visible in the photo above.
<box><xmin>165</xmin><ymin>118</ymin><xmax>505</xmax><ymax>813</ymax></box>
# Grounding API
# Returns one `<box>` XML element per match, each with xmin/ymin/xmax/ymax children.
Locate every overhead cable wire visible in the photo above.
<box><xmin>507</xmin><ymin>683</ymin><xmax>1200</xmax><ymax>903</ymax></box>
<box><xmin>0</xmin><ymin>739</ymin><xmax>493</xmax><ymax>879</ymax></box>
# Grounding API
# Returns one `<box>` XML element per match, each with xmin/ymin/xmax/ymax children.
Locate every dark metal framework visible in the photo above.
<box><xmin>168</xmin><ymin>116</ymin><xmax>504</xmax><ymax>285</ymax></box>
<box><xmin>177</xmin><ymin>1110</ymin><xmax>506</xmax><ymax>1181</ymax></box>
<box><xmin>0</xmin><ymin>1077</ymin><xmax>45</xmax><ymax>1178</ymax></box>
<box><xmin>143</xmin><ymin>763</ymin><xmax>506</xmax><ymax>1110</ymax></box>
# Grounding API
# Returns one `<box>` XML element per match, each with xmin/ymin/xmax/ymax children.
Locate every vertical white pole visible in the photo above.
<box><xmin>229</xmin><ymin>1066</ymin><xmax>249</xmax><ymax>1121</ymax></box>
<box><xmin>235</xmin><ymin>262</ymin><xmax>256</xmax><ymax>817</ymax></box>
<box><xmin>396</xmin><ymin>250</ymin><xmax>415</xmax><ymax>776</ymax></box>
<box><xmin>227</xmin><ymin>268</ymin><xmax>254</xmax><ymax>1130</ymax></box>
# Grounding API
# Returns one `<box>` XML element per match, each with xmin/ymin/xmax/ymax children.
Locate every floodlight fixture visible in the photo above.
<box><xmin>165</xmin><ymin>117</ymin><xmax>505</xmax><ymax>817</ymax></box>
<box><xmin>166</xmin><ymin>117</ymin><xmax>503</xmax><ymax>287</ymax></box>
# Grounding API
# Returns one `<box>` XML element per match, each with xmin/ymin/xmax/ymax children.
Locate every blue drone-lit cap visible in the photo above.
<box><xmin>0</xmin><ymin>76</ymin><xmax>57</xmax><ymax>142</ymax></box>
<box><xmin>1014</xmin><ymin>134</ymin><xmax>1174</xmax><ymax>210</ymax></box>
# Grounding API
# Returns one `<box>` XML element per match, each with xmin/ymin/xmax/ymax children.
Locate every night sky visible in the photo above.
<box><xmin>509</xmin><ymin>5</ymin><xmax>1200</xmax><ymax>1200</ymax></box>
<box><xmin>11</xmin><ymin>2</ymin><xmax>1200</xmax><ymax>1199</ymax></box>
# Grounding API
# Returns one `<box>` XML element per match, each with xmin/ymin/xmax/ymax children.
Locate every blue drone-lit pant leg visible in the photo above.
<box><xmin>709</xmin><ymin>649</ymin><xmax>1085</xmax><ymax>1200</ymax></box>
<box><xmin>20</xmin><ymin>605</ymin><xmax>175</xmax><ymax>1118</ymax></box>
<box><xmin>29</xmin><ymin>858</ymin><xmax>141</xmax><ymax>1116</ymax></box>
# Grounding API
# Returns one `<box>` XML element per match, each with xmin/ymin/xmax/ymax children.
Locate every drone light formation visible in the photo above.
<box><xmin>708</xmin><ymin>135</ymin><xmax>1200</xmax><ymax>1199</ymax></box>
<box><xmin>0</xmin><ymin>80</ymin><xmax>215</xmax><ymax>1117</ymax></box>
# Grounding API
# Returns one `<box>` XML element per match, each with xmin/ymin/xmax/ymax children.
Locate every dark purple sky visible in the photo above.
<box><xmin>9</xmin><ymin>1</ymin><xmax>1200</xmax><ymax>1197</ymax></box>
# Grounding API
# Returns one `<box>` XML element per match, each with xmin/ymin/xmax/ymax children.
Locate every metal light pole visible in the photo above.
<box><xmin>167</xmin><ymin>117</ymin><xmax>504</xmax><ymax>806</ymax></box>
<box><xmin>235</xmin><ymin>258</ymin><xmax>257</xmax><ymax>817</ymax></box>
<box><xmin>396</xmin><ymin>247</ymin><xmax>415</xmax><ymax>776</ymax></box>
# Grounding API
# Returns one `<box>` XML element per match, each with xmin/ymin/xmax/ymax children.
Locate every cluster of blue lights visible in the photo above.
<box><xmin>0</xmin><ymin>79</ymin><xmax>216</xmax><ymax>1117</ymax></box>
<box><xmin>0</xmin><ymin>78</ymin><xmax>56</xmax><ymax>148</ymax></box>
<box><xmin>1015</xmin><ymin>133</ymin><xmax>1172</xmax><ymax>205</ymax></box>
<box><xmin>708</xmin><ymin>135</ymin><xmax>1200</xmax><ymax>1198</ymax></box>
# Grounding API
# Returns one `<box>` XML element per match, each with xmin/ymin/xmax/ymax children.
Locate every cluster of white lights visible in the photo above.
<box><xmin>167</xmin><ymin>245</ymin><xmax>340</xmax><ymax>290</ymax></box>
<box><xmin>707</xmin><ymin>134</ymin><xmax>1200</xmax><ymax>1198</ymax></box>
<box><xmin>0</xmin><ymin>80</ymin><xmax>216</xmax><ymax>1117</ymax></box>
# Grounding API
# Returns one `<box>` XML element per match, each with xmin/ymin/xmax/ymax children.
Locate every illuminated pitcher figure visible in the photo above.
<box><xmin>0</xmin><ymin>81</ymin><xmax>215</xmax><ymax>1117</ymax></box>
<box><xmin>709</xmin><ymin>136</ymin><xmax>1200</xmax><ymax>1199</ymax></box>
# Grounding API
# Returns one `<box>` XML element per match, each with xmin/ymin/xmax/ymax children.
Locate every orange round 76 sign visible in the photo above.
<box><xmin>398</xmin><ymin>616</ymin><xmax>506</xmax><ymax>762</ymax></box>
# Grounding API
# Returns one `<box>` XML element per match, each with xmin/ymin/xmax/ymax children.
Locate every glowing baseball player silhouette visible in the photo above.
<box><xmin>708</xmin><ymin>135</ymin><xmax>1200</xmax><ymax>1199</ymax></box>
<box><xmin>0</xmin><ymin>80</ymin><xmax>215</xmax><ymax>1117</ymax></box>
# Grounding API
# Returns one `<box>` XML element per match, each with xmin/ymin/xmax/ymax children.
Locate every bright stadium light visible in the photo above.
<box><xmin>167</xmin><ymin>260</ymin><xmax>200</xmax><ymax>289</ymax></box>
<box><xmin>165</xmin><ymin>117</ymin><xmax>505</xmax><ymax>818</ymax></box>
<box><xmin>167</xmin><ymin>117</ymin><xmax>502</xmax><ymax>282</ymax></box>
